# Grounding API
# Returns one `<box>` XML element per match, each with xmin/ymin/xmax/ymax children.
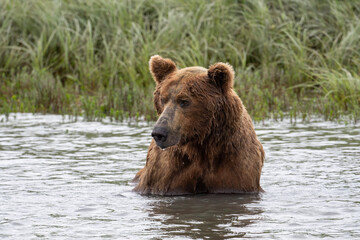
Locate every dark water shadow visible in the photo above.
<box><xmin>145</xmin><ymin>194</ymin><xmax>263</xmax><ymax>239</ymax></box>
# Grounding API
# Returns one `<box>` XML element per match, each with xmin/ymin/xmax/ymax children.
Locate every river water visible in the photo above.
<box><xmin>0</xmin><ymin>113</ymin><xmax>359</xmax><ymax>239</ymax></box>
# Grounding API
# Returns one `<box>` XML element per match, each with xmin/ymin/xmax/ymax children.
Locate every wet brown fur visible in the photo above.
<box><xmin>133</xmin><ymin>55</ymin><xmax>265</xmax><ymax>195</ymax></box>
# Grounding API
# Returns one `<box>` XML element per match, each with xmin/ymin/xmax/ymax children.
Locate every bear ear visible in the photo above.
<box><xmin>149</xmin><ymin>55</ymin><xmax>177</xmax><ymax>84</ymax></box>
<box><xmin>208</xmin><ymin>62</ymin><xmax>235</xmax><ymax>91</ymax></box>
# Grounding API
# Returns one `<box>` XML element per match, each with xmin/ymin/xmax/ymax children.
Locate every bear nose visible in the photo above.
<box><xmin>151</xmin><ymin>127</ymin><xmax>168</xmax><ymax>143</ymax></box>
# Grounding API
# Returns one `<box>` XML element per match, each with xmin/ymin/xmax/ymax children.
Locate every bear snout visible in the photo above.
<box><xmin>152</xmin><ymin>127</ymin><xmax>168</xmax><ymax>148</ymax></box>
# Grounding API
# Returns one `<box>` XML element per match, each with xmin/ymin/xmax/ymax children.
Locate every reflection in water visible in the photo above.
<box><xmin>146</xmin><ymin>194</ymin><xmax>262</xmax><ymax>239</ymax></box>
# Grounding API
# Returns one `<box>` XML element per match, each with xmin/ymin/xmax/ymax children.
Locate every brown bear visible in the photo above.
<box><xmin>133</xmin><ymin>55</ymin><xmax>264</xmax><ymax>195</ymax></box>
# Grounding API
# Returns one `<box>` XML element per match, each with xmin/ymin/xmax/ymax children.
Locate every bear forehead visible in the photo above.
<box><xmin>180</xmin><ymin>66</ymin><xmax>207</xmax><ymax>74</ymax></box>
<box><xmin>160</xmin><ymin>66</ymin><xmax>207</xmax><ymax>94</ymax></box>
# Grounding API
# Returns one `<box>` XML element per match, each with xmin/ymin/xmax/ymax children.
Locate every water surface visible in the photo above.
<box><xmin>1</xmin><ymin>114</ymin><xmax>359</xmax><ymax>239</ymax></box>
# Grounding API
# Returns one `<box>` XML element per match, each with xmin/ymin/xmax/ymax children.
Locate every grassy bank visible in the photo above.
<box><xmin>0</xmin><ymin>0</ymin><xmax>359</xmax><ymax>122</ymax></box>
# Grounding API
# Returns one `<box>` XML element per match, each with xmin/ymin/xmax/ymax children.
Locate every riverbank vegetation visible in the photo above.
<box><xmin>1</xmin><ymin>0</ymin><xmax>359</xmax><ymax>122</ymax></box>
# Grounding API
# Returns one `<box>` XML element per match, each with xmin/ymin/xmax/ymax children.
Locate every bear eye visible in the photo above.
<box><xmin>178</xmin><ymin>99</ymin><xmax>190</xmax><ymax>108</ymax></box>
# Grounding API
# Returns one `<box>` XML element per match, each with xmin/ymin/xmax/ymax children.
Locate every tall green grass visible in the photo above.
<box><xmin>0</xmin><ymin>0</ymin><xmax>359</xmax><ymax>122</ymax></box>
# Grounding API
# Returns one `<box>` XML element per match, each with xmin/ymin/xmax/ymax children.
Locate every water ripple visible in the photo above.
<box><xmin>0</xmin><ymin>114</ymin><xmax>359</xmax><ymax>239</ymax></box>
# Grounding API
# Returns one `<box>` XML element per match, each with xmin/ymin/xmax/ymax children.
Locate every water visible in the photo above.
<box><xmin>0</xmin><ymin>113</ymin><xmax>359</xmax><ymax>239</ymax></box>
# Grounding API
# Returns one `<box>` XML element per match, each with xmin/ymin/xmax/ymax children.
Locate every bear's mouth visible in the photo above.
<box><xmin>153</xmin><ymin>133</ymin><xmax>181</xmax><ymax>150</ymax></box>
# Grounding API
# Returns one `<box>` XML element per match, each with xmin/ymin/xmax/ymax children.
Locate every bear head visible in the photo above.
<box><xmin>149</xmin><ymin>55</ymin><xmax>235</xmax><ymax>149</ymax></box>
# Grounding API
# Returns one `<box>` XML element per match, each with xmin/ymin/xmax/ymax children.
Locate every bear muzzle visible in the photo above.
<box><xmin>152</xmin><ymin>105</ymin><xmax>181</xmax><ymax>149</ymax></box>
<box><xmin>151</xmin><ymin>126</ymin><xmax>181</xmax><ymax>149</ymax></box>
<box><xmin>152</xmin><ymin>127</ymin><xmax>168</xmax><ymax>146</ymax></box>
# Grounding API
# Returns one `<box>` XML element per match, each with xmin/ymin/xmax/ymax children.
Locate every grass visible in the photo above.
<box><xmin>0</xmin><ymin>0</ymin><xmax>359</xmax><ymax>122</ymax></box>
